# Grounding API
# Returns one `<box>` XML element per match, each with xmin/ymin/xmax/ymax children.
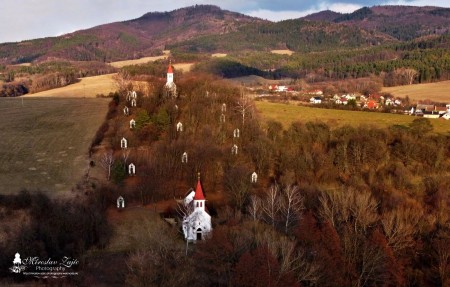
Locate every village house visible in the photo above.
<box><xmin>310</xmin><ymin>96</ymin><xmax>322</xmax><ymax>104</ymax></box>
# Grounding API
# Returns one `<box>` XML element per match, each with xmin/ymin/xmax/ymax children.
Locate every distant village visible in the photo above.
<box><xmin>264</xmin><ymin>84</ymin><xmax>450</xmax><ymax>120</ymax></box>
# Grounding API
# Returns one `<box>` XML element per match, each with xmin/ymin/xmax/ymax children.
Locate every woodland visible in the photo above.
<box><xmin>2</xmin><ymin>70</ymin><xmax>447</xmax><ymax>286</ymax></box>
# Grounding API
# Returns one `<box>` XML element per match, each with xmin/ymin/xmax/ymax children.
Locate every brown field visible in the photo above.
<box><xmin>26</xmin><ymin>73</ymin><xmax>118</xmax><ymax>98</ymax></box>
<box><xmin>270</xmin><ymin>49</ymin><xmax>294</xmax><ymax>55</ymax></box>
<box><xmin>256</xmin><ymin>101</ymin><xmax>450</xmax><ymax>135</ymax></box>
<box><xmin>211</xmin><ymin>53</ymin><xmax>227</xmax><ymax>58</ymax></box>
<box><xmin>110</xmin><ymin>55</ymin><xmax>168</xmax><ymax>68</ymax></box>
<box><xmin>382</xmin><ymin>80</ymin><xmax>450</xmax><ymax>103</ymax></box>
<box><xmin>173</xmin><ymin>62</ymin><xmax>195</xmax><ymax>72</ymax></box>
<box><xmin>0</xmin><ymin>97</ymin><xmax>109</xmax><ymax>195</ymax></box>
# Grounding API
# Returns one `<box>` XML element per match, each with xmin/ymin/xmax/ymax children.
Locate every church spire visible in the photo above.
<box><xmin>194</xmin><ymin>173</ymin><xmax>205</xmax><ymax>200</ymax></box>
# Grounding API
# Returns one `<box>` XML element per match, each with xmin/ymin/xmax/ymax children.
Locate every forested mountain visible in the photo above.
<box><xmin>0</xmin><ymin>5</ymin><xmax>264</xmax><ymax>64</ymax></box>
<box><xmin>1</xmin><ymin>5</ymin><xmax>450</xmax><ymax>65</ymax></box>
<box><xmin>303</xmin><ymin>6</ymin><xmax>450</xmax><ymax>41</ymax></box>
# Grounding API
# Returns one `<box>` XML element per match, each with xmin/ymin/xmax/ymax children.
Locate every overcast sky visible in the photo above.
<box><xmin>1</xmin><ymin>0</ymin><xmax>449</xmax><ymax>43</ymax></box>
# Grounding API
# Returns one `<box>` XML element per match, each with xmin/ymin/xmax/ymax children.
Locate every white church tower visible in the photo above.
<box><xmin>182</xmin><ymin>174</ymin><xmax>212</xmax><ymax>242</ymax></box>
<box><xmin>164</xmin><ymin>62</ymin><xmax>177</xmax><ymax>98</ymax></box>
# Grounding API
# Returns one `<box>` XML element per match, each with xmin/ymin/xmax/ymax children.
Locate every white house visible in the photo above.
<box><xmin>310</xmin><ymin>97</ymin><xmax>322</xmax><ymax>104</ymax></box>
<box><xmin>182</xmin><ymin>176</ymin><xmax>212</xmax><ymax>241</ymax></box>
<box><xmin>441</xmin><ymin>113</ymin><xmax>450</xmax><ymax>120</ymax></box>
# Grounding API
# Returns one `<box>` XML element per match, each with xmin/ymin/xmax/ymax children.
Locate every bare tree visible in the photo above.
<box><xmin>247</xmin><ymin>195</ymin><xmax>262</xmax><ymax>221</ymax></box>
<box><xmin>404</xmin><ymin>68</ymin><xmax>418</xmax><ymax>85</ymax></box>
<box><xmin>235</xmin><ymin>92</ymin><xmax>254</xmax><ymax>126</ymax></box>
<box><xmin>122</xmin><ymin>149</ymin><xmax>131</xmax><ymax>165</ymax></box>
<box><xmin>381</xmin><ymin>207</ymin><xmax>422</xmax><ymax>254</ymax></box>
<box><xmin>99</xmin><ymin>150</ymin><xmax>114</xmax><ymax>181</ymax></box>
<box><xmin>279</xmin><ymin>185</ymin><xmax>304</xmax><ymax>233</ymax></box>
<box><xmin>262</xmin><ymin>184</ymin><xmax>281</xmax><ymax>228</ymax></box>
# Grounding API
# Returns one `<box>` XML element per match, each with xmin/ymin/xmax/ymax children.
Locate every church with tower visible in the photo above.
<box><xmin>182</xmin><ymin>174</ymin><xmax>212</xmax><ymax>241</ymax></box>
<box><xmin>164</xmin><ymin>62</ymin><xmax>177</xmax><ymax>98</ymax></box>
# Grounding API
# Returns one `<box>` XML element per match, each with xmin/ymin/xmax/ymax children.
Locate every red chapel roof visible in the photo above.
<box><xmin>167</xmin><ymin>64</ymin><xmax>173</xmax><ymax>73</ymax></box>
<box><xmin>194</xmin><ymin>177</ymin><xmax>205</xmax><ymax>200</ymax></box>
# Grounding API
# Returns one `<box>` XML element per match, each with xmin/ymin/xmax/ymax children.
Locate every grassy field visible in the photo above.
<box><xmin>27</xmin><ymin>74</ymin><xmax>118</xmax><ymax>98</ymax></box>
<box><xmin>270</xmin><ymin>49</ymin><xmax>294</xmax><ymax>55</ymax></box>
<box><xmin>256</xmin><ymin>101</ymin><xmax>450</xmax><ymax>134</ymax></box>
<box><xmin>110</xmin><ymin>55</ymin><xmax>168</xmax><ymax>68</ymax></box>
<box><xmin>382</xmin><ymin>80</ymin><xmax>450</xmax><ymax>103</ymax></box>
<box><xmin>173</xmin><ymin>62</ymin><xmax>194</xmax><ymax>72</ymax></box>
<box><xmin>211</xmin><ymin>53</ymin><xmax>227</xmax><ymax>57</ymax></box>
<box><xmin>0</xmin><ymin>97</ymin><xmax>109</xmax><ymax>195</ymax></box>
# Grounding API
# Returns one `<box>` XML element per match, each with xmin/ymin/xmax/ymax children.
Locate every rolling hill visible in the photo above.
<box><xmin>1</xmin><ymin>5</ymin><xmax>450</xmax><ymax>65</ymax></box>
<box><xmin>303</xmin><ymin>6</ymin><xmax>450</xmax><ymax>41</ymax></box>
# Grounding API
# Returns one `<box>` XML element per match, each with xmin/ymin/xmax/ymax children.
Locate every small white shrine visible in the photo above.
<box><xmin>130</xmin><ymin>119</ymin><xmax>136</xmax><ymax>129</ymax></box>
<box><xmin>117</xmin><ymin>196</ymin><xmax>125</xmax><ymax>208</ymax></box>
<box><xmin>131</xmin><ymin>98</ymin><xmax>137</xmax><ymax>107</ymax></box>
<box><xmin>251</xmin><ymin>172</ymin><xmax>258</xmax><ymax>183</ymax></box>
<box><xmin>182</xmin><ymin>152</ymin><xmax>188</xmax><ymax>163</ymax></box>
<box><xmin>222</xmin><ymin>103</ymin><xmax>226</xmax><ymax>112</ymax></box>
<box><xmin>233</xmin><ymin>128</ymin><xmax>240</xmax><ymax>138</ymax></box>
<box><xmin>128</xmin><ymin>163</ymin><xmax>136</xmax><ymax>175</ymax></box>
<box><xmin>231</xmin><ymin>144</ymin><xmax>238</xmax><ymax>155</ymax></box>
<box><xmin>121</xmin><ymin>137</ymin><xmax>128</xmax><ymax>149</ymax></box>
<box><xmin>176</xmin><ymin>122</ymin><xmax>183</xmax><ymax>132</ymax></box>
<box><xmin>123</xmin><ymin>106</ymin><xmax>129</xmax><ymax>116</ymax></box>
<box><xmin>182</xmin><ymin>174</ymin><xmax>212</xmax><ymax>241</ymax></box>
<box><xmin>220</xmin><ymin>113</ymin><xmax>225</xmax><ymax>123</ymax></box>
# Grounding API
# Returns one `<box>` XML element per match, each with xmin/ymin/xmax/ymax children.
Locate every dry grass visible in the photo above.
<box><xmin>173</xmin><ymin>62</ymin><xmax>194</xmax><ymax>72</ymax></box>
<box><xmin>0</xmin><ymin>97</ymin><xmax>109</xmax><ymax>194</ymax></box>
<box><xmin>110</xmin><ymin>55</ymin><xmax>168</xmax><ymax>68</ymax></box>
<box><xmin>211</xmin><ymin>53</ymin><xmax>227</xmax><ymax>58</ymax></box>
<box><xmin>270</xmin><ymin>49</ymin><xmax>294</xmax><ymax>55</ymax></box>
<box><xmin>256</xmin><ymin>101</ymin><xmax>450</xmax><ymax>135</ymax></box>
<box><xmin>382</xmin><ymin>80</ymin><xmax>450</xmax><ymax>103</ymax></box>
<box><xmin>26</xmin><ymin>74</ymin><xmax>118</xmax><ymax>98</ymax></box>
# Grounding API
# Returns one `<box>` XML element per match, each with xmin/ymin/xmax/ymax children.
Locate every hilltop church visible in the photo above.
<box><xmin>182</xmin><ymin>175</ymin><xmax>212</xmax><ymax>241</ymax></box>
<box><xmin>164</xmin><ymin>62</ymin><xmax>177</xmax><ymax>98</ymax></box>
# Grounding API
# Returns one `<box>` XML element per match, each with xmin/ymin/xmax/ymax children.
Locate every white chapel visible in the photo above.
<box><xmin>164</xmin><ymin>62</ymin><xmax>177</xmax><ymax>98</ymax></box>
<box><xmin>182</xmin><ymin>175</ymin><xmax>212</xmax><ymax>241</ymax></box>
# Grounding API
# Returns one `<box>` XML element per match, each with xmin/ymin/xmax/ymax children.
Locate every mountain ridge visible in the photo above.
<box><xmin>0</xmin><ymin>4</ymin><xmax>449</xmax><ymax>64</ymax></box>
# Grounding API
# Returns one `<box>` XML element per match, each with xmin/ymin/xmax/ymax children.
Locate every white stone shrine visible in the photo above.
<box><xmin>130</xmin><ymin>119</ymin><xmax>136</xmax><ymax>129</ymax></box>
<box><xmin>233</xmin><ymin>128</ymin><xmax>240</xmax><ymax>138</ymax></box>
<box><xmin>220</xmin><ymin>113</ymin><xmax>225</xmax><ymax>123</ymax></box>
<box><xmin>251</xmin><ymin>172</ymin><xmax>258</xmax><ymax>183</ymax></box>
<box><xmin>117</xmin><ymin>196</ymin><xmax>125</xmax><ymax>208</ymax></box>
<box><xmin>182</xmin><ymin>152</ymin><xmax>188</xmax><ymax>163</ymax></box>
<box><xmin>123</xmin><ymin>106</ymin><xmax>129</xmax><ymax>116</ymax></box>
<box><xmin>128</xmin><ymin>163</ymin><xmax>136</xmax><ymax>175</ymax></box>
<box><xmin>232</xmin><ymin>144</ymin><xmax>238</xmax><ymax>155</ymax></box>
<box><xmin>182</xmin><ymin>175</ymin><xmax>212</xmax><ymax>241</ymax></box>
<box><xmin>121</xmin><ymin>137</ymin><xmax>128</xmax><ymax>149</ymax></box>
<box><xmin>222</xmin><ymin>103</ymin><xmax>226</xmax><ymax>113</ymax></box>
<box><xmin>177</xmin><ymin>122</ymin><xmax>183</xmax><ymax>132</ymax></box>
<box><xmin>131</xmin><ymin>98</ymin><xmax>137</xmax><ymax>107</ymax></box>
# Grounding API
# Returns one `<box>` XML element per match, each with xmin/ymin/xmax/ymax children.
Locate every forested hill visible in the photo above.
<box><xmin>0</xmin><ymin>5</ymin><xmax>265</xmax><ymax>64</ymax></box>
<box><xmin>0</xmin><ymin>5</ymin><xmax>450</xmax><ymax>64</ymax></box>
<box><xmin>303</xmin><ymin>6</ymin><xmax>450</xmax><ymax>41</ymax></box>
